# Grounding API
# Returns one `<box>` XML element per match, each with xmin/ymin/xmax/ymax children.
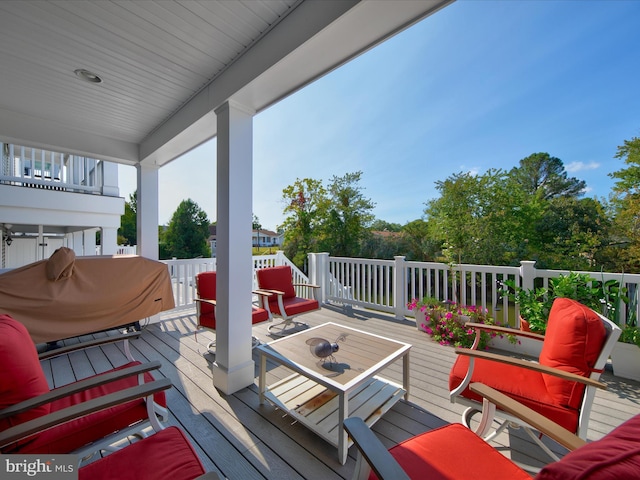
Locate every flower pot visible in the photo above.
<box><xmin>520</xmin><ymin>316</ymin><xmax>531</xmax><ymax>332</ymax></box>
<box><xmin>414</xmin><ymin>309</ymin><xmax>427</xmax><ymax>331</ymax></box>
<box><xmin>611</xmin><ymin>342</ymin><xmax>640</xmax><ymax>382</ymax></box>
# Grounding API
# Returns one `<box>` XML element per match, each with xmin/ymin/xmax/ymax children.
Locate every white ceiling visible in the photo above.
<box><xmin>0</xmin><ymin>0</ymin><xmax>452</xmax><ymax>168</ymax></box>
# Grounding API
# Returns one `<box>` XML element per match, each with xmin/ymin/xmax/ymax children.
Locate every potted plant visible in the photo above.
<box><xmin>408</xmin><ymin>297</ymin><xmax>441</xmax><ymax>331</ymax></box>
<box><xmin>501</xmin><ymin>280</ymin><xmax>551</xmax><ymax>334</ymax></box>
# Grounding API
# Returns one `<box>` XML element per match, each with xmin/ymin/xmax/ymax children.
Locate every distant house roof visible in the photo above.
<box><xmin>372</xmin><ymin>230</ymin><xmax>402</xmax><ymax>238</ymax></box>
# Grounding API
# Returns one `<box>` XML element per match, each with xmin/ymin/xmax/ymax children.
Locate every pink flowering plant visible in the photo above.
<box><xmin>408</xmin><ymin>298</ymin><xmax>512</xmax><ymax>349</ymax></box>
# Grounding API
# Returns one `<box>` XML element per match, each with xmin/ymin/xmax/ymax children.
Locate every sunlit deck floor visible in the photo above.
<box><xmin>41</xmin><ymin>304</ymin><xmax>640</xmax><ymax>479</ymax></box>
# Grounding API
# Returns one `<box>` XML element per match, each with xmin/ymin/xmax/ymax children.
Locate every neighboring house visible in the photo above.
<box><xmin>207</xmin><ymin>226</ymin><xmax>281</xmax><ymax>257</ymax></box>
<box><xmin>0</xmin><ymin>144</ymin><xmax>123</xmax><ymax>269</ymax></box>
<box><xmin>252</xmin><ymin>229</ymin><xmax>281</xmax><ymax>248</ymax></box>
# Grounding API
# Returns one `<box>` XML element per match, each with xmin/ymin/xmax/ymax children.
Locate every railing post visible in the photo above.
<box><xmin>308</xmin><ymin>252</ymin><xmax>329</xmax><ymax>304</ymax></box>
<box><xmin>520</xmin><ymin>260</ymin><xmax>537</xmax><ymax>290</ymax></box>
<box><xmin>394</xmin><ymin>256</ymin><xmax>406</xmax><ymax>319</ymax></box>
<box><xmin>275</xmin><ymin>250</ymin><xmax>286</xmax><ymax>266</ymax></box>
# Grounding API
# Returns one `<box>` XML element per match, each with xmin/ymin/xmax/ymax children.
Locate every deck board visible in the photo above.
<box><xmin>39</xmin><ymin>303</ymin><xmax>640</xmax><ymax>479</ymax></box>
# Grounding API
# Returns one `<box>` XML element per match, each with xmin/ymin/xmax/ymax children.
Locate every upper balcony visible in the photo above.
<box><xmin>1</xmin><ymin>143</ymin><xmax>118</xmax><ymax>196</ymax></box>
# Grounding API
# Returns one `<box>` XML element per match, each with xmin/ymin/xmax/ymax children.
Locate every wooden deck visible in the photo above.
<box><xmin>41</xmin><ymin>304</ymin><xmax>640</xmax><ymax>479</ymax></box>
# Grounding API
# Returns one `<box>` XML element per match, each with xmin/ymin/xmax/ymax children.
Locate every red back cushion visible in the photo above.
<box><xmin>0</xmin><ymin>314</ymin><xmax>51</xmax><ymax>432</ymax></box>
<box><xmin>256</xmin><ymin>266</ymin><xmax>296</xmax><ymax>299</ymax></box>
<box><xmin>535</xmin><ymin>414</ymin><xmax>640</xmax><ymax>480</ymax></box>
<box><xmin>196</xmin><ymin>272</ymin><xmax>216</xmax><ymax>321</ymax></box>
<box><xmin>539</xmin><ymin>298</ymin><xmax>606</xmax><ymax>409</ymax></box>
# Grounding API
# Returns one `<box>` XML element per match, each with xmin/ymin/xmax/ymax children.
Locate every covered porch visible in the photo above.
<box><xmin>43</xmin><ymin>304</ymin><xmax>640</xmax><ymax>479</ymax></box>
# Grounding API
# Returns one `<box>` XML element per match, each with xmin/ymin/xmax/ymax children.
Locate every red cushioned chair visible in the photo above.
<box><xmin>0</xmin><ymin>313</ymin><xmax>168</xmax><ymax>462</ymax></box>
<box><xmin>449</xmin><ymin>298</ymin><xmax>621</xmax><ymax>460</ymax></box>
<box><xmin>79</xmin><ymin>426</ymin><xmax>217</xmax><ymax>480</ymax></box>
<box><xmin>345</xmin><ymin>382</ymin><xmax>640</xmax><ymax>480</ymax></box>
<box><xmin>255</xmin><ymin>265</ymin><xmax>320</xmax><ymax>336</ymax></box>
<box><xmin>194</xmin><ymin>271</ymin><xmax>271</xmax><ymax>352</ymax></box>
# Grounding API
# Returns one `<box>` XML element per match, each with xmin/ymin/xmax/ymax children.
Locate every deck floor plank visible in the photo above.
<box><xmin>39</xmin><ymin>304</ymin><xmax>640</xmax><ymax>479</ymax></box>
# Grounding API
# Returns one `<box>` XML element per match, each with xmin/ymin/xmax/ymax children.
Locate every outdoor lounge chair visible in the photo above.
<box><xmin>194</xmin><ymin>271</ymin><xmax>272</xmax><ymax>352</ymax></box>
<box><xmin>344</xmin><ymin>382</ymin><xmax>640</xmax><ymax>480</ymax></box>
<box><xmin>0</xmin><ymin>313</ymin><xmax>168</xmax><ymax>461</ymax></box>
<box><xmin>448</xmin><ymin>298</ymin><xmax>621</xmax><ymax>460</ymax></box>
<box><xmin>255</xmin><ymin>265</ymin><xmax>320</xmax><ymax>336</ymax></box>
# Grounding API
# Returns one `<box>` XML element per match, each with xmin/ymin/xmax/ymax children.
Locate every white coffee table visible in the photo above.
<box><xmin>257</xmin><ymin>322</ymin><xmax>411</xmax><ymax>464</ymax></box>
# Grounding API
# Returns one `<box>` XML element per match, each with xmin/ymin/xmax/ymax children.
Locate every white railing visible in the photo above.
<box><xmin>314</xmin><ymin>254</ymin><xmax>640</xmax><ymax>329</ymax></box>
<box><xmin>1</xmin><ymin>143</ymin><xmax>108</xmax><ymax>194</ymax></box>
<box><xmin>159</xmin><ymin>251</ymin><xmax>640</xmax><ymax>329</ymax></box>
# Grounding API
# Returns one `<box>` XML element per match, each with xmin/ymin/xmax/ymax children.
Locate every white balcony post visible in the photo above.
<box><xmin>101</xmin><ymin>161</ymin><xmax>119</xmax><ymax>197</ymax></box>
<box><xmin>394</xmin><ymin>255</ymin><xmax>407</xmax><ymax>319</ymax></box>
<box><xmin>275</xmin><ymin>250</ymin><xmax>286</xmax><ymax>266</ymax></box>
<box><xmin>136</xmin><ymin>163</ymin><xmax>160</xmax><ymax>260</ymax></box>
<box><xmin>211</xmin><ymin>100</ymin><xmax>255</xmax><ymax>395</ymax></box>
<box><xmin>308</xmin><ymin>252</ymin><xmax>329</xmax><ymax>304</ymax></box>
<box><xmin>520</xmin><ymin>260</ymin><xmax>537</xmax><ymax>290</ymax></box>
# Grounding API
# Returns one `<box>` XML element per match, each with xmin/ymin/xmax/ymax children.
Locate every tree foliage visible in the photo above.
<box><xmin>118</xmin><ymin>191</ymin><xmax>137</xmax><ymax>246</ymax></box>
<box><xmin>280</xmin><ymin>178</ymin><xmax>328</xmax><ymax>267</ymax></box>
<box><xmin>161</xmin><ymin>199</ymin><xmax>211</xmax><ymax>259</ymax></box>
<box><xmin>510</xmin><ymin>152</ymin><xmax>586</xmax><ymax>199</ymax></box>
<box><xmin>607</xmin><ymin>136</ymin><xmax>640</xmax><ymax>271</ymax></box>
<box><xmin>318</xmin><ymin>171</ymin><xmax>375</xmax><ymax>257</ymax></box>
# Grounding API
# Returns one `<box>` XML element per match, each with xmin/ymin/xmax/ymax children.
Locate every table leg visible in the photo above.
<box><xmin>259</xmin><ymin>352</ymin><xmax>267</xmax><ymax>404</ymax></box>
<box><xmin>338</xmin><ymin>391</ymin><xmax>348</xmax><ymax>465</ymax></box>
<box><xmin>403</xmin><ymin>351</ymin><xmax>410</xmax><ymax>401</ymax></box>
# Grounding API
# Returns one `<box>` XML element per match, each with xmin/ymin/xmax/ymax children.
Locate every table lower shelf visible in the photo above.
<box><xmin>262</xmin><ymin>373</ymin><xmax>406</xmax><ymax>448</ymax></box>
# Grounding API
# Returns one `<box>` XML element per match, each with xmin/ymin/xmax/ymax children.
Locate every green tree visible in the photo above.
<box><xmin>531</xmin><ymin>197</ymin><xmax>609</xmax><ymax>270</ymax></box>
<box><xmin>607</xmin><ymin>135</ymin><xmax>640</xmax><ymax>271</ymax></box>
<box><xmin>161</xmin><ymin>199</ymin><xmax>211</xmax><ymax>259</ymax></box>
<box><xmin>510</xmin><ymin>152</ymin><xmax>586</xmax><ymax>199</ymax></box>
<box><xmin>319</xmin><ymin>171</ymin><xmax>375</xmax><ymax>257</ymax></box>
<box><xmin>370</xmin><ymin>219</ymin><xmax>402</xmax><ymax>232</ymax></box>
<box><xmin>280</xmin><ymin>178</ymin><xmax>328</xmax><ymax>268</ymax></box>
<box><xmin>401</xmin><ymin>219</ymin><xmax>438</xmax><ymax>261</ymax></box>
<box><xmin>118</xmin><ymin>191</ymin><xmax>137</xmax><ymax>245</ymax></box>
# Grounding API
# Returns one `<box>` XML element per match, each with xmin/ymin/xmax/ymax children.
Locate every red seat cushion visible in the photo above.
<box><xmin>13</xmin><ymin>361</ymin><xmax>166</xmax><ymax>454</ymax></box>
<box><xmin>535</xmin><ymin>414</ymin><xmax>640</xmax><ymax>480</ymax></box>
<box><xmin>0</xmin><ymin>315</ymin><xmax>51</xmax><ymax>447</ymax></box>
<box><xmin>371</xmin><ymin>423</ymin><xmax>530</xmax><ymax>480</ymax></box>
<box><xmin>539</xmin><ymin>298</ymin><xmax>606</xmax><ymax>409</ymax></box>
<box><xmin>256</xmin><ymin>266</ymin><xmax>296</xmax><ymax>299</ymax></box>
<box><xmin>449</xmin><ymin>356</ymin><xmax>579</xmax><ymax>432</ymax></box>
<box><xmin>252</xmin><ymin>306</ymin><xmax>269</xmax><ymax>324</ymax></box>
<box><xmin>79</xmin><ymin>426</ymin><xmax>206</xmax><ymax>480</ymax></box>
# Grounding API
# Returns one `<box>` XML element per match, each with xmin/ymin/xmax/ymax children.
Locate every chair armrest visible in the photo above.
<box><xmin>39</xmin><ymin>331</ymin><xmax>142</xmax><ymax>361</ymax></box>
<box><xmin>0</xmin><ymin>378</ymin><xmax>172</xmax><ymax>449</ymax></box>
<box><xmin>0</xmin><ymin>361</ymin><xmax>162</xmax><ymax>421</ymax></box>
<box><xmin>455</xmin><ymin>348</ymin><xmax>606</xmax><ymax>389</ymax></box>
<box><xmin>470</xmin><ymin>383</ymin><xmax>587</xmax><ymax>451</ymax></box>
<box><xmin>465</xmin><ymin>322</ymin><xmax>546</xmax><ymax>342</ymax></box>
<box><xmin>343</xmin><ymin>417</ymin><xmax>410</xmax><ymax>480</ymax></box>
<box><xmin>252</xmin><ymin>289</ymin><xmax>273</xmax><ymax>297</ymax></box>
<box><xmin>195</xmin><ymin>298</ymin><xmax>217</xmax><ymax>307</ymax></box>
<box><xmin>259</xmin><ymin>288</ymin><xmax>286</xmax><ymax>296</ymax></box>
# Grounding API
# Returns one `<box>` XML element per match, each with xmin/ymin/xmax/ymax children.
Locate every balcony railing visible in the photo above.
<box><xmin>1</xmin><ymin>143</ymin><xmax>109</xmax><ymax>194</ymax></box>
<box><xmin>164</xmin><ymin>251</ymin><xmax>640</xmax><ymax>331</ymax></box>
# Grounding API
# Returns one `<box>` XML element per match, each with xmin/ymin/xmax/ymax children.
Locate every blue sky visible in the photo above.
<box><xmin>120</xmin><ymin>0</ymin><xmax>640</xmax><ymax>232</ymax></box>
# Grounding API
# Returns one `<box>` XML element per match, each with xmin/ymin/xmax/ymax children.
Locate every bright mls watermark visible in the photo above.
<box><xmin>2</xmin><ymin>455</ymin><xmax>78</xmax><ymax>479</ymax></box>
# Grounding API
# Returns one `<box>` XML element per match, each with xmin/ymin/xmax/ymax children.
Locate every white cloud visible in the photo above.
<box><xmin>565</xmin><ymin>161</ymin><xmax>600</xmax><ymax>173</ymax></box>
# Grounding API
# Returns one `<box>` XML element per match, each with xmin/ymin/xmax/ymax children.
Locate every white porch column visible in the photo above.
<box><xmin>99</xmin><ymin>227</ymin><xmax>115</xmax><ymax>255</ymax></box>
<box><xmin>136</xmin><ymin>164</ymin><xmax>160</xmax><ymax>260</ymax></box>
<box><xmin>211</xmin><ymin>100</ymin><xmax>255</xmax><ymax>394</ymax></box>
<box><xmin>72</xmin><ymin>231</ymin><xmax>84</xmax><ymax>256</ymax></box>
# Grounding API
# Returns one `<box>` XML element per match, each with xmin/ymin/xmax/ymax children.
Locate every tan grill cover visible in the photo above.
<box><xmin>0</xmin><ymin>248</ymin><xmax>175</xmax><ymax>343</ymax></box>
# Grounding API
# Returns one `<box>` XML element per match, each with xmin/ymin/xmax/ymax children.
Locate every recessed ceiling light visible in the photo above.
<box><xmin>74</xmin><ymin>69</ymin><xmax>103</xmax><ymax>84</ymax></box>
